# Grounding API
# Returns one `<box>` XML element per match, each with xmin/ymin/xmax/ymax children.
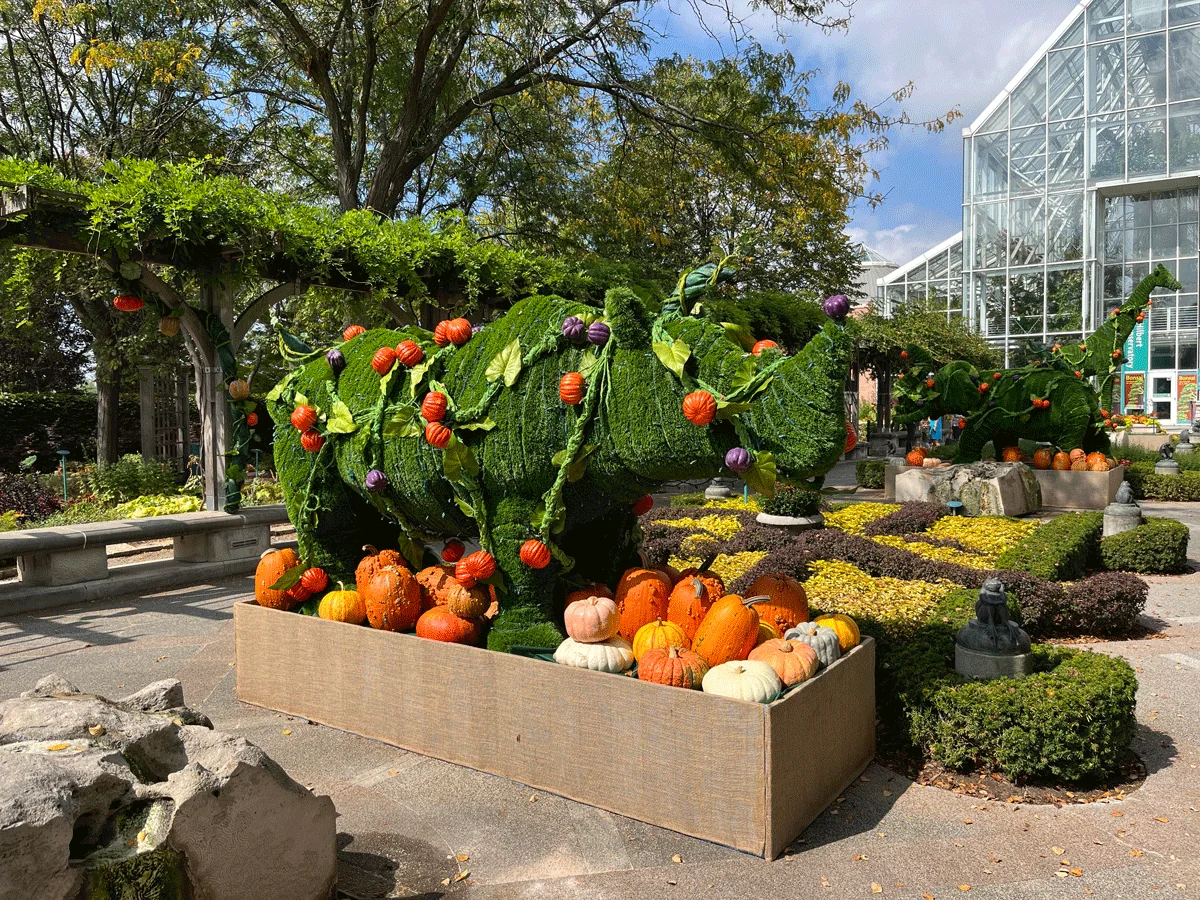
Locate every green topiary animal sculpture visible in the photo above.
<box><xmin>267</xmin><ymin>265</ymin><xmax>852</xmax><ymax>651</ymax></box>
<box><xmin>893</xmin><ymin>265</ymin><xmax>1181</xmax><ymax>462</ymax></box>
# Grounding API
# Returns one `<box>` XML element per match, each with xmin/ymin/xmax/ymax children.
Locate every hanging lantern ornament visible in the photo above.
<box><xmin>159</xmin><ymin>316</ymin><xmax>180</xmax><ymax>337</ymax></box>
<box><xmin>725</xmin><ymin>447</ymin><xmax>752</xmax><ymax>473</ymax></box>
<box><xmin>113</xmin><ymin>294</ymin><xmax>144</xmax><ymax>312</ymax></box>
<box><xmin>343</xmin><ymin>324</ymin><xmax>365</xmax><ymax>341</ymax></box>
<box><xmin>227</xmin><ymin>378</ymin><xmax>250</xmax><ymax>402</ymax></box>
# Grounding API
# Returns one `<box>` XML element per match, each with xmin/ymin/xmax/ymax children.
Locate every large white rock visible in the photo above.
<box><xmin>0</xmin><ymin>675</ymin><xmax>336</xmax><ymax>900</ymax></box>
<box><xmin>895</xmin><ymin>461</ymin><xmax>1042</xmax><ymax>517</ymax></box>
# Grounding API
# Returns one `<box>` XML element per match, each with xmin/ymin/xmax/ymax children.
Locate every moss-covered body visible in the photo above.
<box><xmin>894</xmin><ymin>266</ymin><xmax>1181</xmax><ymax>462</ymax></box>
<box><xmin>268</xmin><ymin>280</ymin><xmax>851</xmax><ymax>650</ymax></box>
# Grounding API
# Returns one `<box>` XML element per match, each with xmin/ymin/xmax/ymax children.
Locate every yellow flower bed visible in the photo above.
<box><xmin>927</xmin><ymin>516</ymin><xmax>1038</xmax><ymax>557</ymax></box>
<box><xmin>872</xmin><ymin>535</ymin><xmax>994</xmax><ymax>570</ymax></box>
<box><xmin>702</xmin><ymin>497</ymin><xmax>761</xmax><ymax>511</ymax></box>
<box><xmin>669</xmin><ymin>551</ymin><xmax>767</xmax><ymax>587</ymax></box>
<box><xmin>804</xmin><ymin>559</ymin><xmax>956</xmax><ymax>636</ymax></box>
<box><xmin>823</xmin><ymin>502</ymin><xmax>900</xmax><ymax>535</ymax></box>
<box><xmin>680</xmin><ymin>533</ymin><xmax>718</xmax><ymax>556</ymax></box>
<box><xmin>654</xmin><ymin>514</ymin><xmax>743</xmax><ymax>541</ymax></box>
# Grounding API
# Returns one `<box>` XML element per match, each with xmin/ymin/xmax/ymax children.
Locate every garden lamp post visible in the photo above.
<box><xmin>57</xmin><ymin>450</ymin><xmax>69</xmax><ymax>501</ymax></box>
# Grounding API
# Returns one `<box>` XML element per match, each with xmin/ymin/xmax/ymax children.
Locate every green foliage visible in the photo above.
<box><xmin>761</xmin><ymin>484</ymin><xmax>821</xmax><ymax>517</ymax></box>
<box><xmin>0</xmin><ymin>391</ymin><xmax>101</xmax><ymax>470</ymax></box>
<box><xmin>85</xmin><ymin>454</ymin><xmax>177</xmax><ymax>504</ymax></box>
<box><xmin>242</xmin><ymin>479</ymin><xmax>285</xmax><ymax>506</ymax></box>
<box><xmin>855</xmin><ymin>460</ymin><xmax>886</xmax><ymax>489</ymax></box>
<box><xmin>37</xmin><ymin>500</ymin><xmax>118</xmax><ymax>527</ymax></box>
<box><xmin>1100</xmin><ymin>517</ymin><xmax>1190</xmax><ymax>574</ymax></box>
<box><xmin>995</xmin><ymin>512</ymin><xmax>1103</xmax><ymax>581</ymax></box>
<box><xmin>1124</xmin><ymin>461</ymin><xmax>1200</xmax><ymax>500</ymax></box>
<box><xmin>850</xmin><ymin>306</ymin><xmax>999</xmax><ymax>382</ymax></box>
<box><xmin>702</xmin><ymin>290</ymin><xmax>829</xmax><ymax>353</ymax></box>
<box><xmin>0</xmin><ymin>510</ymin><xmax>21</xmax><ymax>531</ymax></box>
<box><xmin>111</xmin><ymin>494</ymin><xmax>203</xmax><ymax>518</ymax></box>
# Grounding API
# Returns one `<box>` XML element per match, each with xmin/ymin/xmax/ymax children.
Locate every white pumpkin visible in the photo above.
<box><xmin>553</xmin><ymin>636</ymin><xmax>634</xmax><ymax>673</ymax></box>
<box><xmin>701</xmin><ymin>660</ymin><xmax>782</xmax><ymax>703</ymax></box>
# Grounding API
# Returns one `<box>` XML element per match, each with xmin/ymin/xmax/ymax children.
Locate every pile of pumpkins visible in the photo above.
<box><xmin>553</xmin><ymin>566</ymin><xmax>860</xmax><ymax>704</ymax></box>
<box><xmin>904</xmin><ymin>448</ymin><xmax>945</xmax><ymax>468</ymax></box>
<box><xmin>253</xmin><ymin>543</ymin><xmax>499</xmax><ymax>645</ymax></box>
<box><xmin>1024</xmin><ymin>447</ymin><xmax>1117</xmax><ymax>472</ymax></box>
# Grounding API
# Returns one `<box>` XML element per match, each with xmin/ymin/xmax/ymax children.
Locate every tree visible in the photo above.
<box><xmin>0</xmin><ymin>253</ymin><xmax>90</xmax><ymax>392</ymax></box>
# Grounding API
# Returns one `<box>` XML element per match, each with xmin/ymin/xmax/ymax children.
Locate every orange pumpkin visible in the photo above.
<box><xmin>751</xmin><ymin>339</ymin><xmax>778</xmax><ymax>355</ymax></box>
<box><xmin>559</xmin><ymin>372</ymin><xmax>585</xmax><ymax>405</ymax></box>
<box><xmin>363</xmin><ymin>565</ymin><xmax>422</xmax><ymax>631</ymax></box>
<box><xmin>1088</xmin><ymin>457</ymin><xmax>1112</xmax><ymax>472</ymax></box>
<box><xmin>747</xmin><ymin>574</ymin><xmax>809</xmax><ymax>633</ymax></box>
<box><xmin>415</xmin><ymin>606</ymin><xmax>482</xmax><ymax>644</ymax></box>
<box><xmin>356</xmin><ymin>546</ymin><xmax>406</xmax><ymax>591</ymax></box>
<box><xmin>1070</xmin><ymin>458</ymin><xmax>1087</xmax><ymax>471</ymax></box>
<box><xmin>682</xmin><ymin>391</ymin><xmax>717</xmax><ymax>426</ymax></box>
<box><xmin>455</xmin><ymin>550</ymin><xmax>496</xmax><ymax>588</ymax></box>
<box><xmin>814</xmin><ymin>613</ymin><xmax>861</xmax><ymax>652</ymax></box>
<box><xmin>416</xmin><ymin>564</ymin><xmax>459</xmax><ymax>610</ymax></box>
<box><xmin>1000</xmin><ymin>446</ymin><xmax>1022</xmax><ymax>463</ymax></box>
<box><xmin>691</xmin><ymin>594</ymin><xmax>765</xmax><ymax>668</ymax></box>
<box><xmin>905</xmin><ymin>448</ymin><xmax>926</xmax><ymax>467</ymax></box>
<box><xmin>748</xmin><ymin>639</ymin><xmax>819</xmax><ymax>686</ymax></box>
<box><xmin>421</xmin><ymin>392</ymin><xmax>448</xmax><ymax>422</ymax></box>
<box><xmin>1085</xmin><ymin>451</ymin><xmax>1106</xmax><ymax>468</ymax></box>
<box><xmin>614</xmin><ymin>567</ymin><xmax>672</xmax><ymax>642</ymax></box>
<box><xmin>666</xmin><ymin>576</ymin><xmax>718</xmax><ymax>642</ymax></box>
<box><xmin>371</xmin><ymin>346</ymin><xmax>396</xmax><ymax>375</ymax></box>
<box><xmin>254</xmin><ymin>547</ymin><xmax>301</xmax><ymax>610</ymax></box>
<box><xmin>446</xmin><ymin>318</ymin><xmax>473</xmax><ymax>346</ymax></box>
<box><xmin>519</xmin><ymin>539</ymin><xmax>551</xmax><ymax>569</ymax></box>
<box><xmin>433</xmin><ymin>320</ymin><xmax>452</xmax><ymax>346</ymax></box>
<box><xmin>425</xmin><ymin>421</ymin><xmax>452</xmax><ymax>448</ymax></box>
<box><xmin>656</xmin><ymin>564</ymin><xmax>682</xmax><ymax>585</ymax></box>
<box><xmin>395</xmin><ymin>339</ymin><xmax>424</xmax><ymax>367</ymax></box>
<box><xmin>1032</xmin><ymin>448</ymin><xmax>1054</xmax><ymax>470</ymax></box>
<box><xmin>1052</xmin><ymin>451</ymin><xmax>1071</xmax><ymax>470</ymax></box>
<box><xmin>1069</xmin><ymin>448</ymin><xmax>1086</xmax><ymax>462</ymax></box>
<box><xmin>565</xmin><ymin>583</ymin><xmax>614</xmax><ymax>606</ymax></box>
<box><xmin>638</xmin><ymin>645</ymin><xmax>709</xmax><ymax>689</ymax></box>
<box><xmin>342</xmin><ymin>324</ymin><xmax>365</xmax><ymax>341</ymax></box>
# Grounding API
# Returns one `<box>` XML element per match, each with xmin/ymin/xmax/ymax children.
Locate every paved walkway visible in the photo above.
<box><xmin>2</xmin><ymin>541</ymin><xmax>1200</xmax><ymax>896</ymax></box>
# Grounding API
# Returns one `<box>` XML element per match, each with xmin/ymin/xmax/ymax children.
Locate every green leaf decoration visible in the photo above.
<box><xmin>397</xmin><ymin>535</ymin><xmax>425</xmax><ymax>570</ymax></box>
<box><xmin>485</xmin><ymin>339</ymin><xmax>523</xmax><ymax>387</ymax></box>
<box><xmin>652</xmin><ymin>338</ymin><xmax>691</xmax><ymax>379</ymax></box>
<box><xmin>265</xmin><ymin>384</ymin><xmax>283</xmax><ymax>402</ymax></box>
<box><xmin>578</xmin><ymin>350</ymin><xmax>599</xmax><ymax>379</ymax></box>
<box><xmin>730</xmin><ymin>356</ymin><xmax>758</xmax><ymax>392</ymax></box>
<box><xmin>443</xmin><ymin>437</ymin><xmax>479</xmax><ymax>482</ymax></box>
<box><xmin>741</xmin><ymin>451</ymin><xmax>777</xmax><ymax>498</ymax></box>
<box><xmin>379</xmin><ymin>366</ymin><xmax>396</xmax><ymax>396</ymax></box>
<box><xmin>715</xmin><ymin>400</ymin><xmax>752</xmax><ymax>418</ymax></box>
<box><xmin>383</xmin><ymin>406</ymin><xmax>422</xmax><ymax>438</ymax></box>
<box><xmin>457</xmin><ymin>416</ymin><xmax>497</xmax><ymax>432</ymax></box>
<box><xmin>279</xmin><ymin>328</ymin><xmax>314</xmax><ymax>357</ymax></box>
<box><xmin>552</xmin><ymin>444</ymin><xmax>597</xmax><ymax>482</ymax></box>
<box><xmin>267</xmin><ymin>564</ymin><xmax>305</xmax><ymax>592</ymax></box>
<box><xmin>296</xmin><ymin>597</ymin><xmax>321</xmax><ymax>616</ymax></box>
<box><xmin>454</xmin><ymin>496</ymin><xmax>476</xmax><ymax>518</ymax></box>
<box><xmin>294</xmin><ymin>392</ymin><xmax>309</xmax><ymax>408</ymax></box>
<box><xmin>408</xmin><ymin>359</ymin><xmax>432</xmax><ymax>397</ymax></box>
<box><xmin>226</xmin><ymin>463</ymin><xmax>244</xmax><ymax>482</ymax></box>
<box><xmin>722</xmin><ymin>322</ymin><xmax>755</xmax><ymax>350</ymax></box>
<box><xmin>326</xmin><ymin>399</ymin><xmax>357</xmax><ymax>434</ymax></box>
<box><xmin>531</xmin><ymin>499</ymin><xmax>567</xmax><ymax>534</ymax></box>
<box><xmin>119</xmin><ymin>260</ymin><xmax>142</xmax><ymax>280</ymax></box>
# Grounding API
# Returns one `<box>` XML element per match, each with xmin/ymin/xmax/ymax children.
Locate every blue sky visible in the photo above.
<box><xmin>651</xmin><ymin>0</ymin><xmax>1081</xmax><ymax>267</ymax></box>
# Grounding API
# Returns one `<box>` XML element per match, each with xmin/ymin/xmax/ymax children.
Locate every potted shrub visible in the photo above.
<box><xmin>755</xmin><ymin>484</ymin><xmax>823</xmax><ymax>533</ymax></box>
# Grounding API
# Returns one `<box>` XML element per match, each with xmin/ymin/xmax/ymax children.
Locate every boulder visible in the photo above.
<box><xmin>0</xmin><ymin>675</ymin><xmax>336</xmax><ymax>900</ymax></box>
<box><xmin>895</xmin><ymin>461</ymin><xmax>1042</xmax><ymax>517</ymax></box>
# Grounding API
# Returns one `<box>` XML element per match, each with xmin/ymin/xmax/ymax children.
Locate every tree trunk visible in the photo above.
<box><xmin>95</xmin><ymin>348</ymin><xmax>121</xmax><ymax>465</ymax></box>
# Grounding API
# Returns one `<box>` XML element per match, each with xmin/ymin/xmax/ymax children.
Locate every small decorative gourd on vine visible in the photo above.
<box><xmin>266</xmin><ymin>259</ymin><xmax>853</xmax><ymax>652</ymax></box>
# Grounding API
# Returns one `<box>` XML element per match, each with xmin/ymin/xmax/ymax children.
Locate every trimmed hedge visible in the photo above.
<box><xmin>882</xmin><ymin>589</ymin><xmax>1138</xmax><ymax>783</ymax></box>
<box><xmin>862</xmin><ymin>501</ymin><xmax>948</xmax><ymax>537</ymax></box>
<box><xmin>856</xmin><ymin>460</ymin><xmax>886</xmax><ymax>489</ymax></box>
<box><xmin>761</xmin><ymin>484</ymin><xmax>821</xmax><ymax>517</ymax></box>
<box><xmin>1101</xmin><ymin>517</ymin><xmax>1190</xmax><ymax>574</ymax></box>
<box><xmin>1123</xmin><ymin>461</ymin><xmax>1200</xmax><ymax>501</ymax></box>
<box><xmin>995</xmin><ymin>512</ymin><xmax>1102</xmax><ymax>581</ymax></box>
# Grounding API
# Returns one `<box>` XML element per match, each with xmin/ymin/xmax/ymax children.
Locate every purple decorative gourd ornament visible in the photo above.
<box><xmin>587</xmin><ymin>321</ymin><xmax>610</xmax><ymax>346</ymax></box>
<box><xmin>725</xmin><ymin>447</ymin><xmax>752</xmax><ymax>473</ymax></box>
<box><xmin>823</xmin><ymin>294</ymin><xmax>850</xmax><ymax>320</ymax></box>
<box><xmin>326</xmin><ymin>348</ymin><xmax>346</xmax><ymax>374</ymax></box>
<box><xmin>365</xmin><ymin>469</ymin><xmax>388</xmax><ymax>492</ymax></box>
<box><xmin>562</xmin><ymin>316</ymin><xmax>585</xmax><ymax>343</ymax></box>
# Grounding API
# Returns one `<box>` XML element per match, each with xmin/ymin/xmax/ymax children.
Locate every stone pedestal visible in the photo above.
<box><xmin>174</xmin><ymin>524</ymin><xmax>271</xmax><ymax>562</ymax></box>
<box><xmin>1103</xmin><ymin>481</ymin><xmax>1143</xmax><ymax>537</ymax></box>
<box><xmin>15</xmin><ymin>545</ymin><xmax>109</xmax><ymax>587</ymax></box>
<box><xmin>1155</xmin><ymin>459</ymin><xmax>1181</xmax><ymax>476</ymax></box>
<box><xmin>955</xmin><ymin>644</ymin><xmax>1034</xmax><ymax>679</ymax></box>
<box><xmin>755</xmin><ymin>512</ymin><xmax>824</xmax><ymax>534</ymax></box>
<box><xmin>895</xmin><ymin>462</ymin><xmax>1041</xmax><ymax>517</ymax></box>
<box><xmin>705</xmin><ymin>477</ymin><xmax>737</xmax><ymax>499</ymax></box>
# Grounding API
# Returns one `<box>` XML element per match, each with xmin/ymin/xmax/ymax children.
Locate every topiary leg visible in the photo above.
<box><xmin>486</xmin><ymin>518</ymin><xmax>565</xmax><ymax>653</ymax></box>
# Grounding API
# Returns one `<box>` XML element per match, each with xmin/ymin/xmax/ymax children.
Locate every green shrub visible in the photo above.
<box><xmin>1123</xmin><ymin>461</ymin><xmax>1200</xmax><ymax>500</ymax></box>
<box><xmin>883</xmin><ymin>589</ymin><xmax>1138</xmax><ymax>783</ymax></box>
<box><xmin>995</xmin><ymin>512</ymin><xmax>1102</xmax><ymax>581</ymax></box>
<box><xmin>85</xmin><ymin>454</ymin><xmax>177</xmax><ymax>504</ymax></box>
<box><xmin>761</xmin><ymin>483</ymin><xmax>820</xmax><ymax>517</ymax></box>
<box><xmin>1100</xmin><ymin>517</ymin><xmax>1190</xmax><ymax>574</ymax></box>
<box><xmin>0</xmin><ymin>510</ymin><xmax>21</xmax><ymax>531</ymax></box>
<box><xmin>111</xmin><ymin>494</ymin><xmax>204</xmax><ymax>518</ymax></box>
<box><xmin>669</xmin><ymin>491</ymin><xmax>708</xmax><ymax>508</ymax></box>
<box><xmin>928</xmin><ymin>442</ymin><xmax>957</xmax><ymax>460</ymax></box>
<box><xmin>37</xmin><ymin>501</ymin><xmax>119</xmax><ymax>527</ymax></box>
<box><xmin>242</xmin><ymin>479</ymin><xmax>285</xmax><ymax>506</ymax></box>
<box><xmin>856</xmin><ymin>460</ymin><xmax>886</xmax><ymax>489</ymax></box>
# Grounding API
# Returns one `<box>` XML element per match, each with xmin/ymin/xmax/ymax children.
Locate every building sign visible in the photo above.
<box><xmin>1123</xmin><ymin>316</ymin><xmax>1149</xmax><ymax>372</ymax></box>
<box><xmin>1178</xmin><ymin>374</ymin><xmax>1197</xmax><ymax>424</ymax></box>
<box><xmin>1124</xmin><ymin>373</ymin><xmax>1145</xmax><ymax>412</ymax></box>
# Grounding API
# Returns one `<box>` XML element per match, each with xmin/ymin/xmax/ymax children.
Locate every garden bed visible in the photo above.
<box><xmin>234</xmin><ymin>600</ymin><xmax>876</xmax><ymax>858</ymax></box>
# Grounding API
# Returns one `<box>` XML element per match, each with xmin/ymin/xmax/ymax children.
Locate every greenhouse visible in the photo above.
<box><xmin>879</xmin><ymin>0</ymin><xmax>1200</xmax><ymax>423</ymax></box>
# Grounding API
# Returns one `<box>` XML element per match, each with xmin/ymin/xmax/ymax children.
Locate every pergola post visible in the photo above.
<box><xmin>138</xmin><ymin>367</ymin><xmax>156</xmax><ymax>463</ymax></box>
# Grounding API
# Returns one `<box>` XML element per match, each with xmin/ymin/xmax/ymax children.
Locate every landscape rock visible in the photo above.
<box><xmin>0</xmin><ymin>676</ymin><xmax>336</xmax><ymax>900</ymax></box>
<box><xmin>895</xmin><ymin>461</ymin><xmax>1042</xmax><ymax>517</ymax></box>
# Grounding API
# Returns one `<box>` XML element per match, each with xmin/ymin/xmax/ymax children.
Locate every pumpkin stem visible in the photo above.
<box><xmin>667</xmin><ymin>646</ymin><xmax>680</xmax><ymax>658</ymax></box>
<box><xmin>361</xmin><ymin>545</ymin><xmax>378</xmax><ymax>556</ymax></box>
<box><xmin>700</xmin><ymin>552</ymin><xmax>718</xmax><ymax>571</ymax></box>
<box><xmin>742</xmin><ymin>594</ymin><xmax>770</xmax><ymax>607</ymax></box>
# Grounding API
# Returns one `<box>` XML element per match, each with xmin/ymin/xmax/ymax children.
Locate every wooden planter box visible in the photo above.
<box><xmin>1031</xmin><ymin>465</ymin><xmax>1125</xmax><ymax>509</ymax></box>
<box><xmin>234</xmin><ymin>601</ymin><xmax>875</xmax><ymax>858</ymax></box>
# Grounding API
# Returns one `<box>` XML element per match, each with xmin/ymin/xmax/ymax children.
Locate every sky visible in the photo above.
<box><xmin>652</xmin><ymin>0</ymin><xmax>1082</xmax><ymax>267</ymax></box>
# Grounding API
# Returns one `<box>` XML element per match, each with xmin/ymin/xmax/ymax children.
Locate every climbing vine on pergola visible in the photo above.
<box><xmin>0</xmin><ymin>157</ymin><xmax>586</xmax><ymax>511</ymax></box>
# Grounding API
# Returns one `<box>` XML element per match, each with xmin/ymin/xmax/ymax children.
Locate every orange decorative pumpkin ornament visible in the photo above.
<box><xmin>227</xmin><ymin>378</ymin><xmax>250</xmax><ymax>401</ymax></box>
<box><xmin>421</xmin><ymin>392</ymin><xmax>448</xmax><ymax>422</ymax></box>
<box><xmin>441</xmin><ymin>539</ymin><xmax>465</xmax><ymax>563</ymax></box>
<box><xmin>415</xmin><ymin>606</ymin><xmax>482</xmax><ymax>644</ymax></box>
<box><xmin>363</xmin><ymin>565</ymin><xmax>422</xmax><ymax>631</ymax></box>
<box><xmin>342</xmin><ymin>324</ymin><xmax>365</xmax><ymax>341</ymax></box>
<box><xmin>455</xmin><ymin>550</ymin><xmax>496</xmax><ymax>589</ymax></box>
<box><xmin>291</xmin><ymin>405</ymin><xmax>318</xmax><ymax>432</ymax></box>
<box><xmin>751</xmin><ymin>339</ymin><xmax>778</xmax><ymax>355</ymax></box>
<box><xmin>254</xmin><ymin>547</ymin><xmax>301</xmax><ymax>610</ymax></box>
<box><xmin>682</xmin><ymin>390</ymin><xmax>717</xmax><ymax>426</ymax></box>
<box><xmin>446</xmin><ymin>318</ymin><xmax>473</xmax><ymax>346</ymax></box>
<box><xmin>691</xmin><ymin>594</ymin><xmax>766</xmax><ymax>668</ymax></box>
<box><xmin>614</xmin><ymin>567</ymin><xmax>673</xmax><ymax>642</ymax></box>
<box><xmin>300</xmin><ymin>429</ymin><xmax>324</xmax><ymax>452</ymax></box>
<box><xmin>415</xmin><ymin>564</ymin><xmax>459</xmax><ymax>610</ymax></box>
<box><xmin>425</xmin><ymin>421</ymin><xmax>451</xmax><ymax>449</ymax></box>
<box><xmin>749</xmin><ymin>639</ymin><xmax>819</xmax><ymax>686</ymax></box>
<box><xmin>395</xmin><ymin>340</ymin><xmax>424</xmax><ymax>366</ymax></box>
<box><xmin>1032</xmin><ymin>448</ymin><xmax>1054</xmax><ymax>470</ymax></box>
<box><xmin>519</xmin><ymin>539</ymin><xmax>551</xmax><ymax>569</ymax></box>
<box><xmin>1001</xmin><ymin>446</ymin><xmax>1022</xmax><ymax>463</ymax></box>
<box><xmin>559</xmin><ymin>372</ymin><xmax>585</xmax><ymax>405</ymax></box>
<box><xmin>371</xmin><ymin>346</ymin><xmax>396</xmax><ymax>375</ymax></box>
<box><xmin>1052</xmin><ymin>451</ymin><xmax>1071</xmax><ymax>470</ymax></box>
<box><xmin>300</xmin><ymin>567</ymin><xmax>328</xmax><ymax>593</ymax></box>
<box><xmin>905</xmin><ymin>448</ymin><xmax>927</xmax><ymax>467</ymax></box>
<box><xmin>637</xmin><ymin>645</ymin><xmax>708</xmax><ymax>690</ymax></box>
<box><xmin>746</xmin><ymin>574</ymin><xmax>809</xmax><ymax>633</ymax></box>
<box><xmin>246</xmin><ymin>412</ymin><xmax>259</xmax><ymax>427</ymax></box>
<box><xmin>113</xmin><ymin>294</ymin><xmax>144</xmax><ymax>312</ymax></box>
<box><xmin>433</xmin><ymin>320</ymin><xmax>452</xmax><ymax>346</ymax></box>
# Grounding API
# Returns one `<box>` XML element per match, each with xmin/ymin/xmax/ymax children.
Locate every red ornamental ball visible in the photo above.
<box><xmin>925</xmin><ymin>378</ymin><xmax>935</xmax><ymax>388</ymax></box>
<box><xmin>956</xmin><ymin>417</ymin><xmax>966</xmax><ymax>429</ymax></box>
<box><xmin>682</xmin><ymin>390</ymin><xmax>717</xmax><ymax>426</ymax></box>
<box><xmin>343</xmin><ymin>324</ymin><xmax>365</xmax><ymax>341</ymax></box>
<box><xmin>113</xmin><ymin>294</ymin><xmax>144</xmax><ymax>312</ymax></box>
<box><xmin>900</xmin><ymin>350</ymin><xmax>909</xmax><ymax>360</ymax></box>
<box><xmin>421</xmin><ymin>391</ymin><xmax>448</xmax><ymax>422</ymax></box>
<box><xmin>372</xmin><ymin>346</ymin><xmax>396</xmax><ymax>375</ymax></box>
<box><xmin>751</xmin><ymin>339</ymin><xmax>778</xmax><ymax>356</ymax></box>
<box><xmin>396</xmin><ymin>340</ymin><xmax>424</xmax><ymax>367</ymax></box>
<box><xmin>441</xmin><ymin>539</ymin><xmax>465</xmax><ymax>563</ymax></box>
<box><xmin>459</xmin><ymin>550</ymin><xmax>497</xmax><ymax>582</ymax></box>
<box><xmin>446</xmin><ymin>318</ymin><xmax>472</xmax><ymax>346</ymax></box>
<box><xmin>300</xmin><ymin>429</ymin><xmax>324</xmax><ymax>452</ymax></box>
<box><xmin>246</xmin><ymin>412</ymin><xmax>259</xmax><ymax>427</ymax></box>
<box><xmin>979</xmin><ymin>382</ymin><xmax>989</xmax><ymax>393</ymax></box>
<box><xmin>286</xmin><ymin>582</ymin><xmax>312</xmax><ymax>603</ymax></box>
<box><xmin>559</xmin><ymin>372</ymin><xmax>585</xmax><ymax>405</ymax></box>
<box><xmin>1075</xmin><ymin>370</ymin><xmax>1082</xmax><ymax>378</ymax></box>
<box><xmin>300</xmin><ymin>567</ymin><xmax>329</xmax><ymax>593</ymax></box>
<box><xmin>520</xmin><ymin>539</ymin><xmax>551</xmax><ymax>569</ymax></box>
<box><xmin>424</xmin><ymin>421</ymin><xmax>452</xmax><ymax>449</ymax></box>
<box><xmin>291</xmin><ymin>405</ymin><xmax>317</xmax><ymax>432</ymax></box>
<box><xmin>632</xmin><ymin>495</ymin><xmax>654</xmax><ymax>517</ymax></box>
<box><xmin>433</xmin><ymin>321</ymin><xmax>452</xmax><ymax>347</ymax></box>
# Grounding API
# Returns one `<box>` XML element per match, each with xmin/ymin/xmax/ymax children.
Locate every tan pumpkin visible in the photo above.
<box><xmin>666</xmin><ymin>576</ymin><xmax>717</xmax><ymax>642</ymax></box>
<box><xmin>318</xmin><ymin>587</ymin><xmax>367</xmax><ymax>625</ymax></box>
<box><xmin>632</xmin><ymin>618</ymin><xmax>689</xmax><ymax>661</ymax></box>
<box><xmin>1088</xmin><ymin>457</ymin><xmax>1112</xmax><ymax>472</ymax></box>
<box><xmin>363</xmin><ymin>565</ymin><xmax>421</xmax><ymax>631</ymax></box>
<box><xmin>749</xmin><ymin>639</ymin><xmax>819</xmax><ymax>686</ymax></box>
<box><xmin>755</xmin><ymin>620</ymin><xmax>782</xmax><ymax>646</ymax></box>
<box><xmin>356</xmin><ymin>545</ymin><xmax>406</xmax><ymax>590</ymax></box>
<box><xmin>415</xmin><ymin>606</ymin><xmax>483</xmax><ymax>644</ymax></box>
<box><xmin>255</xmin><ymin>547</ymin><xmax>301</xmax><ymax>610</ymax></box>
<box><xmin>614</xmin><ymin>568</ymin><xmax>672</xmax><ymax>642</ymax></box>
<box><xmin>637</xmin><ymin>645</ymin><xmax>709</xmax><ymax>689</ymax></box>
<box><xmin>563</xmin><ymin>596</ymin><xmax>620</xmax><ymax>643</ymax></box>
<box><xmin>747</xmin><ymin>574</ymin><xmax>810</xmax><ymax>633</ymax></box>
<box><xmin>1069</xmin><ymin>448</ymin><xmax>1086</xmax><ymax>462</ymax></box>
<box><xmin>814</xmin><ymin>613</ymin><xmax>861</xmax><ymax>652</ymax></box>
<box><xmin>1070</xmin><ymin>458</ymin><xmax>1088</xmax><ymax>471</ymax></box>
<box><xmin>691</xmin><ymin>594</ymin><xmax>766</xmax><ymax>668</ymax></box>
